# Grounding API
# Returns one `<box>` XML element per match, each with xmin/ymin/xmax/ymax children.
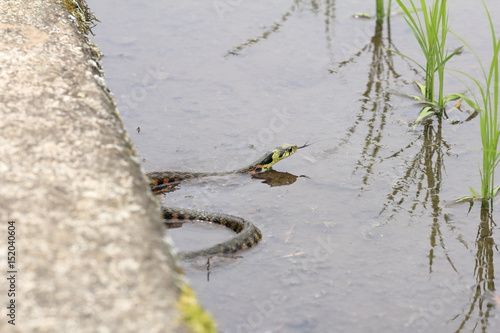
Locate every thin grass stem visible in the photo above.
<box><xmin>394</xmin><ymin>0</ymin><xmax>457</xmax><ymax>117</ymax></box>
<box><xmin>450</xmin><ymin>1</ymin><xmax>500</xmax><ymax>200</ymax></box>
<box><xmin>376</xmin><ymin>0</ymin><xmax>384</xmax><ymax>23</ymax></box>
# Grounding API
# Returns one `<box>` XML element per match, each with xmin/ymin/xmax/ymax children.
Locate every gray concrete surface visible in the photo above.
<box><xmin>0</xmin><ymin>1</ymin><xmax>191</xmax><ymax>331</ymax></box>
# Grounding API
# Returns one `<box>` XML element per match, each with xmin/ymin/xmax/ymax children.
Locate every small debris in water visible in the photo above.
<box><xmin>352</xmin><ymin>13</ymin><xmax>373</xmax><ymax>19</ymax></box>
<box><xmin>284</xmin><ymin>226</ymin><xmax>295</xmax><ymax>243</ymax></box>
<box><xmin>283</xmin><ymin>252</ymin><xmax>305</xmax><ymax>258</ymax></box>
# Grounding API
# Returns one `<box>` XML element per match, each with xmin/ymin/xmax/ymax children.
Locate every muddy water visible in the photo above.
<box><xmin>89</xmin><ymin>0</ymin><xmax>500</xmax><ymax>331</ymax></box>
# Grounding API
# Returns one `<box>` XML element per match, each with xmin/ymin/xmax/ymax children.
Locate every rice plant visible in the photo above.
<box><xmin>376</xmin><ymin>0</ymin><xmax>385</xmax><ymax>23</ymax></box>
<box><xmin>394</xmin><ymin>0</ymin><xmax>462</xmax><ymax>123</ymax></box>
<box><xmin>451</xmin><ymin>2</ymin><xmax>500</xmax><ymax>202</ymax></box>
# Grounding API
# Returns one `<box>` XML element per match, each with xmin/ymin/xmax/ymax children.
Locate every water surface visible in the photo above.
<box><xmin>89</xmin><ymin>1</ymin><xmax>500</xmax><ymax>331</ymax></box>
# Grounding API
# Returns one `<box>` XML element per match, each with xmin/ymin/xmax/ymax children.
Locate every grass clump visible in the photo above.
<box><xmin>451</xmin><ymin>2</ymin><xmax>500</xmax><ymax>202</ymax></box>
<box><xmin>394</xmin><ymin>0</ymin><xmax>462</xmax><ymax>124</ymax></box>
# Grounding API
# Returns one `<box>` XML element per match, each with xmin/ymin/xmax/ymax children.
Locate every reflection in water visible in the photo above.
<box><xmin>322</xmin><ymin>0</ymin><xmax>337</xmax><ymax>67</ymax></box>
<box><xmin>454</xmin><ymin>202</ymin><xmax>497</xmax><ymax>332</ymax></box>
<box><xmin>153</xmin><ymin>169</ymin><xmax>301</xmax><ymax>195</ymax></box>
<box><xmin>251</xmin><ymin>169</ymin><xmax>303</xmax><ymax>186</ymax></box>
<box><xmin>335</xmin><ymin>12</ymin><xmax>500</xmax><ymax>333</ymax></box>
<box><xmin>381</xmin><ymin>121</ymin><xmax>497</xmax><ymax>331</ymax></box>
<box><xmin>225</xmin><ymin>0</ymin><xmax>336</xmax><ymax>63</ymax></box>
<box><xmin>225</xmin><ymin>0</ymin><xmax>299</xmax><ymax>57</ymax></box>
<box><xmin>320</xmin><ymin>20</ymin><xmax>402</xmax><ymax>187</ymax></box>
<box><xmin>348</xmin><ymin>21</ymin><xmax>400</xmax><ymax>189</ymax></box>
<box><xmin>381</xmin><ymin>120</ymin><xmax>457</xmax><ymax>273</ymax></box>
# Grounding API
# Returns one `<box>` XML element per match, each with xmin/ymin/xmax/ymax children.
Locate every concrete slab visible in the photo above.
<box><xmin>0</xmin><ymin>1</ymin><xmax>200</xmax><ymax>331</ymax></box>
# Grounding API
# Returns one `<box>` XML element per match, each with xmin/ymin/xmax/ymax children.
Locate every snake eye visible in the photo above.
<box><xmin>281</xmin><ymin>148</ymin><xmax>292</xmax><ymax>157</ymax></box>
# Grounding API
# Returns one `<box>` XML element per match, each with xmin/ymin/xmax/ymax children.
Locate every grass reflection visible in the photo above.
<box><xmin>453</xmin><ymin>203</ymin><xmax>497</xmax><ymax>332</ymax></box>
<box><xmin>381</xmin><ymin>120</ymin><xmax>450</xmax><ymax>216</ymax></box>
<box><xmin>320</xmin><ymin>20</ymin><xmax>405</xmax><ymax>189</ymax></box>
<box><xmin>380</xmin><ymin>119</ymin><xmax>459</xmax><ymax>274</ymax></box>
<box><xmin>225</xmin><ymin>0</ymin><xmax>300</xmax><ymax>57</ymax></box>
<box><xmin>225</xmin><ymin>0</ymin><xmax>337</xmax><ymax>61</ymax></box>
<box><xmin>349</xmin><ymin>21</ymin><xmax>400</xmax><ymax>188</ymax></box>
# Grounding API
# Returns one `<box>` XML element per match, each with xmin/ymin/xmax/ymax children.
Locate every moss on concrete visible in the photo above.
<box><xmin>177</xmin><ymin>284</ymin><xmax>217</xmax><ymax>333</ymax></box>
<box><xmin>61</xmin><ymin>0</ymin><xmax>99</xmax><ymax>35</ymax></box>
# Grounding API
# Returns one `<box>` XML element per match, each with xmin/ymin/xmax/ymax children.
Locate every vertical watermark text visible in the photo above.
<box><xmin>6</xmin><ymin>220</ymin><xmax>17</xmax><ymax>326</ymax></box>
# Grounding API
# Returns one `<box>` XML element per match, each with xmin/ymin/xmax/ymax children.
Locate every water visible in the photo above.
<box><xmin>88</xmin><ymin>0</ymin><xmax>500</xmax><ymax>331</ymax></box>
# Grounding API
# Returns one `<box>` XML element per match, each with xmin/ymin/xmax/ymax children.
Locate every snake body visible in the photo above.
<box><xmin>161</xmin><ymin>208</ymin><xmax>262</xmax><ymax>260</ymax></box>
<box><xmin>147</xmin><ymin>143</ymin><xmax>302</xmax><ymax>260</ymax></box>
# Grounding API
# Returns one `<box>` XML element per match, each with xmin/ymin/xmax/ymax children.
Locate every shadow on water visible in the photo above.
<box><xmin>453</xmin><ymin>202</ymin><xmax>497</xmax><ymax>332</ymax></box>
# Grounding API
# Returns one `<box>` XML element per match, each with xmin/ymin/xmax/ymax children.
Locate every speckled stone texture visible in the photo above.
<box><xmin>0</xmin><ymin>1</ymin><xmax>188</xmax><ymax>331</ymax></box>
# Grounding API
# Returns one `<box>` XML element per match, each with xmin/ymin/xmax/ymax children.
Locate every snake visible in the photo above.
<box><xmin>147</xmin><ymin>143</ymin><xmax>306</xmax><ymax>260</ymax></box>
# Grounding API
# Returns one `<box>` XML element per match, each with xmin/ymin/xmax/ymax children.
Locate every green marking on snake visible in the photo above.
<box><xmin>147</xmin><ymin>143</ymin><xmax>307</xmax><ymax>260</ymax></box>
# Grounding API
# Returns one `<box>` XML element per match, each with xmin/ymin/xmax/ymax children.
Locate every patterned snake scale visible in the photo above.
<box><xmin>147</xmin><ymin>143</ymin><xmax>305</xmax><ymax>260</ymax></box>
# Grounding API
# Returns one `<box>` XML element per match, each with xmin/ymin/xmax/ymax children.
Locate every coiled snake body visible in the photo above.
<box><xmin>147</xmin><ymin>143</ymin><xmax>303</xmax><ymax>260</ymax></box>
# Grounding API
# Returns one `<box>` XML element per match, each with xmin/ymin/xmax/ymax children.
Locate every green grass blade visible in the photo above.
<box><xmin>413</xmin><ymin>106</ymin><xmax>435</xmax><ymax>125</ymax></box>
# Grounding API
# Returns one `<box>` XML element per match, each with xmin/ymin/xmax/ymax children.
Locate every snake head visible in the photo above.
<box><xmin>276</xmin><ymin>143</ymin><xmax>298</xmax><ymax>159</ymax></box>
<box><xmin>244</xmin><ymin>142</ymin><xmax>309</xmax><ymax>174</ymax></box>
<box><xmin>276</xmin><ymin>141</ymin><xmax>310</xmax><ymax>159</ymax></box>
